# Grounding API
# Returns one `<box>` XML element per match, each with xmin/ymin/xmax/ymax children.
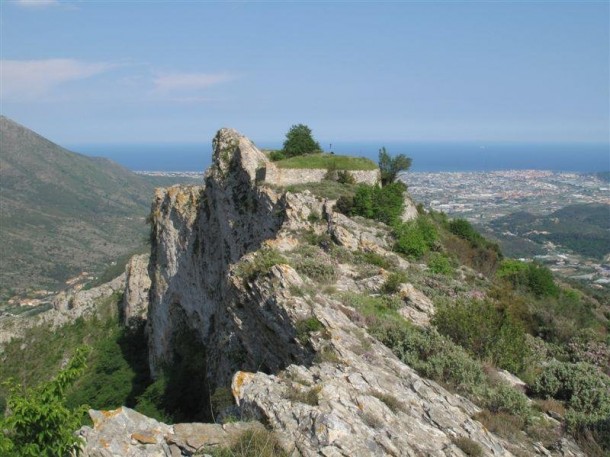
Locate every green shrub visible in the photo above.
<box><xmin>381</xmin><ymin>271</ymin><xmax>407</xmax><ymax>294</ymax></box>
<box><xmin>531</xmin><ymin>361</ymin><xmax>610</xmax><ymax>426</ymax></box>
<box><xmin>210</xmin><ymin>387</ymin><xmax>235</xmax><ymax>418</ymax></box>
<box><xmin>428</xmin><ymin>252</ymin><xmax>453</xmax><ymax>275</ymax></box>
<box><xmin>449</xmin><ymin>218</ymin><xmax>483</xmax><ymax>245</ymax></box>
<box><xmin>433</xmin><ymin>300</ymin><xmax>530</xmax><ymax>374</ymax></box>
<box><xmin>294</xmin><ymin>258</ymin><xmax>337</xmax><ymax>283</ymax></box>
<box><xmin>483</xmin><ymin>383</ymin><xmax>530</xmax><ymax>417</ymax></box>
<box><xmin>0</xmin><ymin>347</ymin><xmax>90</xmax><ymax>457</ymax></box>
<box><xmin>235</xmin><ymin>248</ymin><xmax>287</xmax><ymax>281</ymax></box>
<box><xmin>268</xmin><ymin>150</ymin><xmax>286</xmax><ymax>161</ymax></box>
<box><xmin>295</xmin><ymin>317</ymin><xmax>324</xmax><ymax>344</ymax></box>
<box><xmin>370</xmin><ymin>323</ymin><xmax>487</xmax><ymax>392</ymax></box>
<box><xmin>337</xmin><ymin>170</ymin><xmax>356</xmax><ymax>185</ymax></box>
<box><xmin>393</xmin><ymin>221</ymin><xmax>429</xmax><ymax>258</ymax></box>
<box><xmin>371</xmin><ymin>182</ymin><xmax>406</xmax><ymax>225</ymax></box>
<box><xmin>393</xmin><ymin>216</ymin><xmax>438</xmax><ymax>259</ymax></box>
<box><xmin>337</xmin><ymin>182</ymin><xmax>406</xmax><ymax>226</ymax></box>
<box><xmin>353</xmin><ymin>251</ymin><xmax>397</xmax><ymax>270</ymax></box>
<box><xmin>497</xmin><ymin>260</ymin><xmax>558</xmax><ymax>298</ymax></box>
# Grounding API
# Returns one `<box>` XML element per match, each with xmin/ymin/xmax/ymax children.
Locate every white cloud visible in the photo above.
<box><xmin>1</xmin><ymin>59</ymin><xmax>115</xmax><ymax>100</ymax></box>
<box><xmin>153</xmin><ymin>72</ymin><xmax>235</xmax><ymax>93</ymax></box>
<box><xmin>14</xmin><ymin>0</ymin><xmax>59</xmax><ymax>8</ymax></box>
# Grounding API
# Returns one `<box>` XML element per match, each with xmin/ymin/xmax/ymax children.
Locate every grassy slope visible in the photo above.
<box><xmin>0</xmin><ymin>116</ymin><xmax>158</xmax><ymax>299</ymax></box>
<box><xmin>273</xmin><ymin>153</ymin><xmax>377</xmax><ymax>170</ymax></box>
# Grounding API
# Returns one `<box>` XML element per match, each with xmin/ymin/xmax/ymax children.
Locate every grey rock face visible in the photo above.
<box><xmin>122</xmin><ymin>253</ymin><xmax>151</xmax><ymax>326</ymax></box>
<box><xmin>133</xmin><ymin>128</ymin><xmax>583</xmax><ymax>457</ymax></box>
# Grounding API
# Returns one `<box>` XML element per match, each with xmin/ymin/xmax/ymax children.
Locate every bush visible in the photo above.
<box><xmin>337</xmin><ymin>170</ymin><xmax>356</xmax><ymax>185</ymax></box>
<box><xmin>268</xmin><ymin>150</ymin><xmax>286</xmax><ymax>161</ymax></box>
<box><xmin>381</xmin><ymin>271</ymin><xmax>407</xmax><ymax>294</ymax></box>
<box><xmin>337</xmin><ymin>183</ymin><xmax>406</xmax><ymax>226</ymax></box>
<box><xmin>370</xmin><ymin>323</ymin><xmax>487</xmax><ymax>392</ymax></box>
<box><xmin>531</xmin><ymin>361</ymin><xmax>610</xmax><ymax>427</ymax></box>
<box><xmin>428</xmin><ymin>252</ymin><xmax>453</xmax><ymax>275</ymax></box>
<box><xmin>235</xmin><ymin>248</ymin><xmax>287</xmax><ymax>281</ymax></box>
<box><xmin>483</xmin><ymin>383</ymin><xmax>530</xmax><ymax>417</ymax></box>
<box><xmin>449</xmin><ymin>218</ymin><xmax>483</xmax><ymax>245</ymax></box>
<box><xmin>497</xmin><ymin>260</ymin><xmax>558</xmax><ymax>298</ymax></box>
<box><xmin>0</xmin><ymin>347</ymin><xmax>90</xmax><ymax>457</ymax></box>
<box><xmin>294</xmin><ymin>258</ymin><xmax>337</xmax><ymax>283</ymax></box>
<box><xmin>433</xmin><ymin>300</ymin><xmax>530</xmax><ymax>374</ymax></box>
<box><xmin>393</xmin><ymin>221</ymin><xmax>428</xmax><ymax>258</ymax></box>
<box><xmin>393</xmin><ymin>216</ymin><xmax>438</xmax><ymax>259</ymax></box>
<box><xmin>295</xmin><ymin>317</ymin><xmax>324</xmax><ymax>344</ymax></box>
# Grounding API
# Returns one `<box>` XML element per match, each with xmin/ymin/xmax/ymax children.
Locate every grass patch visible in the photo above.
<box><xmin>284</xmin><ymin>181</ymin><xmax>358</xmax><ymax>200</ymax></box>
<box><xmin>211</xmin><ymin>429</ymin><xmax>288</xmax><ymax>457</ymax></box>
<box><xmin>371</xmin><ymin>392</ymin><xmax>403</xmax><ymax>413</ymax></box>
<box><xmin>235</xmin><ymin>248</ymin><xmax>287</xmax><ymax>281</ymax></box>
<box><xmin>286</xmin><ymin>385</ymin><xmax>322</xmax><ymax>406</ymax></box>
<box><xmin>274</xmin><ymin>153</ymin><xmax>377</xmax><ymax>171</ymax></box>
<box><xmin>452</xmin><ymin>436</ymin><xmax>483</xmax><ymax>457</ymax></box>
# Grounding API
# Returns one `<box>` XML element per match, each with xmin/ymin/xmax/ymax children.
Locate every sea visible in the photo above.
<box><xmin>71</xmin><ymin>141</ymin><xmax>609</xmax><ymax>173</ymax></box>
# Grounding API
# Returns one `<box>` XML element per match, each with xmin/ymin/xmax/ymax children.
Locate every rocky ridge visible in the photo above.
<box><xmin>80</xmin><ymin>128</ymin><xmax>583</xmax><ymax>456</ymax></box>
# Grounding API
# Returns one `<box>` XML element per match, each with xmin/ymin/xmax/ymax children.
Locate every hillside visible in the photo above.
<box><xmin>0</xmin><ymin>116</ymin><xmax>160</xmax><ymax>300</ymax></box>
<box><xmin>489</xmin><ymin>203</ymin><xmax>610</xmax><ymax>260</ymax></box>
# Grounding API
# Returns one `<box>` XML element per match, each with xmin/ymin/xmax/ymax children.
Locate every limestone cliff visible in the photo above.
<box><xmin>82</xmin><ymin>129</ymin><xmax>583</xmax><ymax>456</ymax></box>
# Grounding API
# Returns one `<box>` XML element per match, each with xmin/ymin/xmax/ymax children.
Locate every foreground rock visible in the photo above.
<box><xmin>79</xmin><ymin>407</ymin><xmax>264</xmax><ymax>457</ymax></box>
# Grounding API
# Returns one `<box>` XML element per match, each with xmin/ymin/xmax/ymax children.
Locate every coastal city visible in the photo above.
<box><xmin>402</xmin><ymin>170</ymin><xmax>609</xmax><ymax>221</ymax></box>
<box><xmin>403</xmin><ymin>170</ymin><xmax>610</xmax><ymax>289</ymax></box>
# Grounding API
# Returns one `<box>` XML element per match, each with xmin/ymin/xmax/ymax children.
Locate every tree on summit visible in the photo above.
<box><xmin>378</xmin><ymin>147</ymin><xmax>412</xmax><ymax>186</ymax></box>
<box><xmin>282</xmin><ymin>124</ymin><xmax>321</xmax><ymax>157</ymax></box>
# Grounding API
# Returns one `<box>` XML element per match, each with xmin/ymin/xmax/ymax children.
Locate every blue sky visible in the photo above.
<box><xmin>1</xmin><ymin>0</ymin><xmax>608</xmax><ymax>145</ymax></box>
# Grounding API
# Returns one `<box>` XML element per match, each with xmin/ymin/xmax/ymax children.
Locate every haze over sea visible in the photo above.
<box><xmin>74</xmin><ymin>142</ymin><xmax>609</xmax><ymax>174</ymax></box>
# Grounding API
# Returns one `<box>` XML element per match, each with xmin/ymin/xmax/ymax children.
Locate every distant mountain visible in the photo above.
<box><xmin>0</xmin><ymin>116</ymin><xmax>161</xmax><ymax>299</ymax></box>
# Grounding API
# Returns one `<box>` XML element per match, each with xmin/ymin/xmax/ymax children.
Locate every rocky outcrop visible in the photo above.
<box><xmin>0</xmin><ymin>274</ymin><xmax>125</xmax><ymax>347</ymax></box>
<box><xmin>107</xmin><ymin>128</ymin><xmax>584</xmax><ymax>457</ymax></box>
<box><xmin>78</xmin><ymin>407</ymin><xmax>264</xmax><ymax>457</ymax></box>
<box><xmin>53</xmin><ymin>274</ymin><xmax>125</xmax><ymax>313</ymax></box>
<box><xmin>122</xmin><ymin>254</ymin><xmax>151</xmax><ymax>326</ymax></box>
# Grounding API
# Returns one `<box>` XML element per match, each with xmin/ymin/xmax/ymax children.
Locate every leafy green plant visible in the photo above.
<box><xmin>381</xmin><ymin>271</ymin><xmax>407</xmax><ymax>294</ymax></box>
<box><xmin>531</xmin><ymin>361</ymin><xmax>610</xmax><ymax>428</ymax></box>
<box><xmin>392</xmin><ymin>216</ymin><xmax>438</xmax><ymax>259</ymax></box>
<box><xmin>295</xmin><ymin>317</ymin><xmax>324</xmax><ymax>344</ymax></box>
<box><xmin>428</xmin><ymin>252</ymin><xmax>453</xmax><ymax>275</ymax></box>
<box><xmin>235</xmin><ymin>248</ymin><xmax>287</xmax><ymax>281</ymax></box>
<box><xmin>496</xmin><ymin>259</ymin><xmax>558</xmax><ymax>298</ymax></box>
<box><xmin>0</xmin><ymin>347</ymin><xmax>90</xmax><ymax>457</ymax></box>
<box><xmin>294</xmin><ymin>258</ymin><xmax>337</xmax><ymax>283</ymax></box>
<box><xmin>433</xmin><ymin>300</ymin><xmax>530</xmax><ymax>374</ymax></box>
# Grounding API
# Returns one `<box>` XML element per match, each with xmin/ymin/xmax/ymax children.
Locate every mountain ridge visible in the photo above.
<box><xmin>0</xmin><ymin>115</ymin><xmax>157</xmax><ymax>299</ymax></box>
